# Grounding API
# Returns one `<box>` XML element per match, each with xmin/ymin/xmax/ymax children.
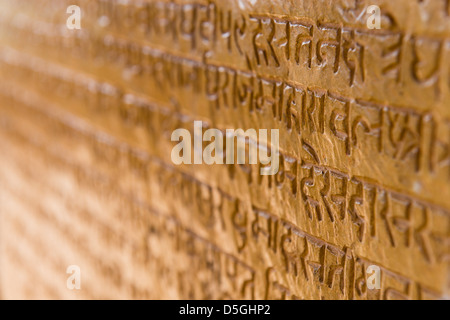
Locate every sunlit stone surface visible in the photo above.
<box><xmin>0</xmin><ymin>0</ymin><xmax>449</xmax><ymax>299</ymax></box>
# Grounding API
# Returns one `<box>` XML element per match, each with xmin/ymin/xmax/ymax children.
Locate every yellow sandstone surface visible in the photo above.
<box><xmin>0</xmin><ymin>0</ymin><xmax>448</xmax><ymax>299</ymax></box>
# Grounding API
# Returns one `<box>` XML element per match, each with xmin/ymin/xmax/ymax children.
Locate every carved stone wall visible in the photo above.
<box><xmin>0</xmin><ymin>0</ymin><xmax>449</xmax><ymax>299</ymax></box>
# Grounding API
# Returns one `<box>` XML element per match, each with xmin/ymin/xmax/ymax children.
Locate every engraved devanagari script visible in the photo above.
<box><xmin>0</xmin><ymin>0</ymin><xmax>449</xmax><ymax>300</ymax></box>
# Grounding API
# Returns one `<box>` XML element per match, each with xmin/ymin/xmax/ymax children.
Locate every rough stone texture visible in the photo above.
<box><xmin>0</xmin><ymin>0</ymin><xmax>449</xmax><ymax>299</ymax></box>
